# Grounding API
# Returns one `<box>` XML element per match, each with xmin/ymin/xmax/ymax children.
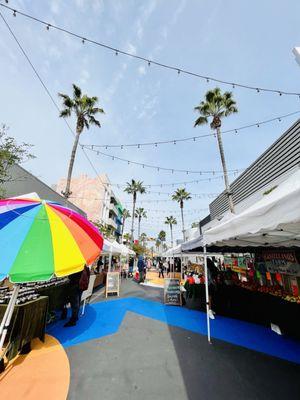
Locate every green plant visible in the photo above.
<box><xmin>0</xmin><ymin>124</ymin><xmax>35</xmax><ymax>197</ymax></box>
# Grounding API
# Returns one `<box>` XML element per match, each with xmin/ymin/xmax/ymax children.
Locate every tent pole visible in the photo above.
<box><xmin>0</xmin><ymin>285</ymin><xmax>20</xmax><ymax>357</ymax></box>
<box><xmin>108</xmin><ymin>245</ymin><xmax>112</xmax><ymax>273</ymax></box>
<box><xmin>203</xmin><ymin>245</ymin><xmax>212</xmax><ymax>344</ymax></box>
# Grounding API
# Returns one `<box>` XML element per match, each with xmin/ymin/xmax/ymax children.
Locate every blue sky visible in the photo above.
<box><xmin>0</xmin><ymin>0</ymin><xmax>300</xmax><ymax>241</ymax></box>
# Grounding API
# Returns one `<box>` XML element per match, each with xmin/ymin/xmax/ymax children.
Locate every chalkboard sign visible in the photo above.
<box><xmin>164</xmin><ymin>278</ymin><xmax>182</xmax><ymax>306</ymax></box>
<box><xmin>106</xmin><ymin>272</ymin><xmax>120</xmax><ymax>297</ymax></box>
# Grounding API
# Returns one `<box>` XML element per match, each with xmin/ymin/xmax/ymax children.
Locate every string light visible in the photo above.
<box><xmin>89</xmin><ymin>148</ymin><xmax>244</xmax><ymax>175</ymax></box>
<box><xmin>1</xmin><ymin>3</ymin><xmax>300</xmax><ymax>97</ymax></box>
<box><xmin>83</xmin><ymin>110</ymin><xmax>300</xmax><ymax>150</ymax></box>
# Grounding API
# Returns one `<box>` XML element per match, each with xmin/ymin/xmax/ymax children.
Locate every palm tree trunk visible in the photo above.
<box><xmin>216</xmin><ymin>127</ymin><xmax>235</xmax><ymax>213</ymax></box>
<box><xmin>170</xmin><ymin>224</ymin><xmax>174</xmax><ymax>247</ymax></box>
<box><xmin>138</xmin><ymin>217</ymin><xmax>141</xmax><ymax>239</ymax></box>
<box><xmin>180</xmin><ymin>204</ymin><xmax>185</xmax><ymax>241</ymax></box>
<box><xmin>130</xmin><ymin>193</ymin><xmax>136</xmax><ymax>244</ymax></box>
<box><xmin>63</xmin><ymin>124</ymin><xmax>81</xmax><ymax>199</ymax></box>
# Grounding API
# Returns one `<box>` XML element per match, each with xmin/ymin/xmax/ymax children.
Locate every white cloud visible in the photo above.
<box><xmin>126</xmin><ymin>42</ymin><xmax>137</xmax><ymax>55</ymax></box>
<box><xmin>74</xmin><ymin>0</ymin><xmax>103</xmax><ymax>14</ymax></box>
<box><xmin>79</xmin><ymin>69</ymin><xmax>90</xmax><ymax>85</ymax></box>
<box><xmin>48</xmin><ymin>45</ymin><xmax>62</xmax><ymax>60</ymax></box>
<box><xmin>138</xmin><ymin>65</ymin><xmax>146</xmax><ymax>75</ymax></box>
<box><xmin>50</xmin><ymin>0</ymin><xmax>61</xmax><ymax>15</ymax></box>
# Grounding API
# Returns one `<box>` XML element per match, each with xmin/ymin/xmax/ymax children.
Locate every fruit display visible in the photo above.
<box><xmin>237</xmin><ymin>281</ymin><xmax>300</xmax><ymax>303</ymax></box>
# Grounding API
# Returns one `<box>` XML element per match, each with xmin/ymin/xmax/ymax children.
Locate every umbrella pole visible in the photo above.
<box><xmin>0</xmin><ymin>285</ymin><xmax>19</xmax><ymax>356</ymax></box>
<box><xmin>203</xmin><ymin>245</ymin><xmax>212</xmax><ymax>344</ymax></box>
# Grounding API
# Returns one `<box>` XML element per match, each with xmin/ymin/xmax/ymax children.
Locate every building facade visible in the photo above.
<box><xmin>55</xmin><ymin>173</ymin><xmax>123</xmax><ymax>240</ymax></box>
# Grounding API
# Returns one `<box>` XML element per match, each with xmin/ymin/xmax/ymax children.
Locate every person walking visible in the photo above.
<box><xmin>128</xmin><ymin>257</ymin><xmax>134</xmax><ymax>278</ymax></box>
<box><xmin>158</xmin><ymin>260</ymin><xmax>164</xmax><ymax>279</ymax></box>
<box><xmin>137</xmin><ymin>255</ymin><xmax>145</xmax><ymax>283</ymax></box>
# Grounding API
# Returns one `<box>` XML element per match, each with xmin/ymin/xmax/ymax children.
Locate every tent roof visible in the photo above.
<box><xmin>102</xmin><ymin>239</ymin><xmax>135</xmax><ymax>256</ymax></box>
<box><xmin>203</xmin><ymin>168</ymin><xmax>300</xmax><ymax>249</ymax></box>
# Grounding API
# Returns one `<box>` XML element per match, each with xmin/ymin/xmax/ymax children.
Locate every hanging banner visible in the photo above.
<box><xmin>262</xmin><ymin>251</ymin><xmax>300</xmax><ymax>276</ymax></box>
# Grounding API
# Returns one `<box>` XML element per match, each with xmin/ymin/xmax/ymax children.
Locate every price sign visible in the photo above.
<box><xmin>105</xmin><ymin>272</ymin><xmax>120</xmax><ymax>297</ymax></box>
<box><xmin>164</xmin><ymin>278</ymin><xmax>182</xmax><ymax>306</ymax></box>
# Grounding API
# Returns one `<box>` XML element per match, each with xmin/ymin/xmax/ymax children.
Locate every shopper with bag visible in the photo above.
<box><xmin>64</xmin><ymin>265</ymin><xmax>90</xmax><ymax>327</ymax></box>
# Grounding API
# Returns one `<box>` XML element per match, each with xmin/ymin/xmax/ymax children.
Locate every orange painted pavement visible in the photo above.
<box><xmin>0</xmin><ymin>334</ymin><xmax>70</xmax><ymax>400</ymax></box>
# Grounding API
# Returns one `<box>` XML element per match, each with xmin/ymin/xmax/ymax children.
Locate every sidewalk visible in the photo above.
<box><xmin>2</xmin><ymin>279</ymin><xmax>300</xmax><ymax>400</ymax></box>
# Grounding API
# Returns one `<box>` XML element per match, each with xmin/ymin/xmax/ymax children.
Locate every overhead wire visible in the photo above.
<box><xmin>1</xmin><ymin>3</ymin><xmax>300</xmax><ymax>97</ymax></box>
<box><xmin>83</xmin><ymin>110</ymin><xmax>300</xmax><ymax>149</ymax></box>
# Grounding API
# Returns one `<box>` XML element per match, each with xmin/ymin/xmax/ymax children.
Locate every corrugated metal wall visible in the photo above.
<box><xmin>209</xmin><ymin>119</ymin><xmax>300</xmax><ymax>219</ymax></box>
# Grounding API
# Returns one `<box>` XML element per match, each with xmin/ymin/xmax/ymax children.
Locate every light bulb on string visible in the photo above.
<box><xmin>46</xmin><ymin>24</ymin><xmax>50</xmax><ymax>30</ymax></box>
<box><xmin>13</xmin><ymin>9</ymin><xmax>16</xmax><ymax>16</ymax></box>
<box><xmin>82</xmin><ymin>38</ymin><xmax>85</xmax><ymax>44</ymax></box>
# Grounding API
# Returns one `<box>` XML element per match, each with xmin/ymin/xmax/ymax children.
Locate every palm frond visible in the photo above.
<box><xmin>194</xmin><ymin>116</ymin><xmax>208</xmax><ymax>127</ymax></box>
<box><xmin>59</xmin><ymin>108</ymin><xmax>71</xmax><ymax>118</ymax></box>
<box><xmin>72</xmin><ymin>84</ymin><xmax>82</xmax><ymax>99</ymax></box>
<box><xmin>88</xmin><ymin>116</ymin><xmax>101</xmax><ymax>127</ymax></box>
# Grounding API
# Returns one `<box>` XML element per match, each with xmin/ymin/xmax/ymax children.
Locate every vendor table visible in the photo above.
<box><xmin>184</xmin><ymin>283</ymin><xmax>300</xmax><ymax>340</ymax></box>
<box><xmin>0</xmin><ymin>296</ymin><xmax>48</xmax><ymax>361</ymax></box>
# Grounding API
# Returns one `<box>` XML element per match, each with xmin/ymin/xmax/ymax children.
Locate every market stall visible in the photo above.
<box><xmin>0</xmin><ymin>194</ymin><xmax>104</xmax><ymax>371</ymax></box>
<box><xmin>199</xmin><ymin>168</ymin><xmax>300</xmax><ymax>341</ymax></box>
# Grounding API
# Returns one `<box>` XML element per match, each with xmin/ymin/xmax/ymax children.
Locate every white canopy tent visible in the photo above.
<box><xmin>164</xmin><ymin>244</ymin><xmax>183</xmax><ymax>257</ymax></box>
<box><xmin>101</xmin><ymin>239</ymin><xmax>135</xmax><ymax>271</ymax></box>
<box><xmin>203</xmin><ymin>168</ymin><xmax>300</xmax><ymax>248</ymax></box>
<box><xmin>198</xmin><ymin>168</ymin><xmax>300</xmax><ymax>343</ymax></box>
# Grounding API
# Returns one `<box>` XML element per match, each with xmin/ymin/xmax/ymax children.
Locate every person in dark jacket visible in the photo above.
<box><xmin>64</xmin><ymin>271</ymin><xmax>82</xmax><ymax>327</ymax></box>
<box><xmin>158</xmin><ymin>260</ymin><xmax>164</xmax><ymax>278</ymax></box>
<box><xmin>137</xmin><ymin>256</ymin><xmax>145</xmax><ymax>283</ymax></box>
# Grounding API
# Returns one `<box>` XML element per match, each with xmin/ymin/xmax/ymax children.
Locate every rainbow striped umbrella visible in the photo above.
<box><xmin>0</xmin><ymin>196</ymin><xmax>104</xmax><ymax>283</ymax></box>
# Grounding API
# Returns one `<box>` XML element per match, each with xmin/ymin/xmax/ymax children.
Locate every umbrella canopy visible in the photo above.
<box><xmin>0</xmin><ymin>196</ymin><xmax>104</xmax><ymax>283</ymax></box>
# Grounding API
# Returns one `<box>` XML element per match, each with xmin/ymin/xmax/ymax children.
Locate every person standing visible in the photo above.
<box><xmin>64</xmin><ymin>266</ymin><xmax>90</xmax><ymax>327</ymax></box>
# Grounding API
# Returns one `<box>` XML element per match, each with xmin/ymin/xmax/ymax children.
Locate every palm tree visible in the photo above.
<box><xmin>135</xmin><ymin>207</ymin><xmax>147</xmax><ymax>239</ymax></box>
<box><xmin>58</xmin><ymin>84</ymin><xmax>104</xmax><ymax>198</ymax></box>
<box><xmin>140</xmin><ymin>232</ymin><xmax>148</xmax><ymax>247</ymax></box>
<box><xmin>155</xmin><ymin>239</ymin><xmax>161</xmax><ymax>253</ymax></box>
<box><xmin>124</xmin><ymin>179</ymin><xmax>146</xmax><ymax>243</ymax></box>
<box><xmin>194</xmin><ymin>87</ymin><xmax>238</xmax><ymax>213</ymax></box>
<box><xmin>165</xmin><ymin>216</ymin><xmax>177</xmax><ymax>247</ymax></box>
<box><xmin>121</xmin><ymin>208</ymin><xmax>131</xmax><ymax>242</ymax></box>
<box><xmin>123</xmin><ymin>232</ymin><xmax>131</xmax><ymax>244</ymax></box>
<box><xmin>158</xmin><ymin>230</ymin><xmax>166</xmax><ymax>243</ymax></box>
<box><xmin>172</xmin><ymin>188</ymin><xmax>192</xmax><ymax>241</ymax></box>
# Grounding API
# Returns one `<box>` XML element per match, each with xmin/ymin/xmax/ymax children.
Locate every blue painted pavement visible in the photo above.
<box><xmin>47</xmin><ymin>297</ymin><xmax>300</xmax><ymax>364</ymax></box>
